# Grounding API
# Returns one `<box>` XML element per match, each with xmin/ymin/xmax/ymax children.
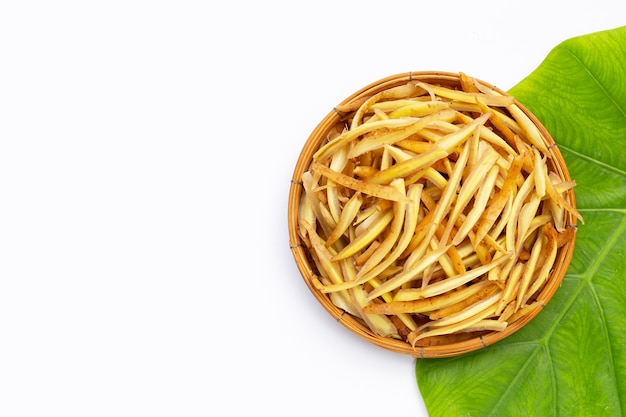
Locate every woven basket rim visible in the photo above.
<box><xmin>288</xmin><ymin>71</ymin><xmax>577</xmax><ymax>358</ymax></box>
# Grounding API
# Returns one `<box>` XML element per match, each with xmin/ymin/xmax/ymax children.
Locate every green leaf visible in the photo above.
<box><xmin>416</xmin><ymin>26</ymin><xmax>626</xmax><ymax>417</ymax></box>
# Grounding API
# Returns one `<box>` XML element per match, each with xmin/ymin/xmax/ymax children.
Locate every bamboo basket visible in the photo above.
<box><xmin>288</xmin><ymin>71</ymin><xmax>578</xmax><ymax>358</ymax></box>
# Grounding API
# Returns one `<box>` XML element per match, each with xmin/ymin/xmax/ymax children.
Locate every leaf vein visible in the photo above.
<box><xmin>563</xmin><ymin>44</ymin><xmax>626</xmax><ymax>122</ymax></box>
<box><xmin>486</xmin><ymin>347</ymin><xmax>542</xmax><ymax>417</ymax></box>
<box><xmin>544</xmin><ymin>344</ymin><xmax>559</xmax><ymax>417</ymax></box>
<box><xmin>559</xmin><ymin>144</ymin><xmax>626</xmax><ymax>177</ymax></box>
<box><xmin>589</xmin><ymin>279</ymin><xmax>623</xmax><ymax>416</ymax></box>
<box><xmin>587</xmin><ymin>215</ymin><xmax>626</xmax><ymax>416</ymax></box>
<box><xmin>578</xmin><ymin>207</ymin><xmax>626</xmax><ymax>214</ymax></box>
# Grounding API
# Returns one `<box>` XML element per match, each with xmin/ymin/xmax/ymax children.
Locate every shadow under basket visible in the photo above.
<box><xmin>288</xmin><ymin>71</ymin><xmax>578</xmax><ymax>358</ymax></box>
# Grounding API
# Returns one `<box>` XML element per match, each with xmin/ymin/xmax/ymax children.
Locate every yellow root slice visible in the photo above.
<box><xmin>357</xmin><ymin>183</ymin><xmax>422</xmax><ymax>281</ymax></box>
<box><xmin>355</xmin><ymin>179</ymin><xmax>407</xmax><ymax>274</ymax></box>
<box><xmin>366</xmin><ymin>245</ymin><xmax>451</xmax><ymax>301</ymax></box>
<box><xmin>408</xmin><ymin>295</ymin><xmax>501</xmax><ymax>345</ymax></box>
<box><xmin>506</xmin><ymin>103</ymin><xmax>549</xmax><ymax>154</ymax></box>
<box><xmin>331</xmin><ymin>209</ymin><xmax>393</xmax><ymax>262</ymax></box>
<box><xmin>311</xmin><ymin>162</ymin><xmax>409</xmax><ymax>202</ymax></box>
<box><xmin>348</xmin><ymin>109</ymin><xmax>456</xmax><ymax>158</ymax></box>
<box><xmin>406</xmin><ymin>253</ymin><xmax>512</xmax><ymax>300</ymax></box>
<box><xmin>314</xmin><ymin>118</ymin><xmax>419</xmax><ymax>162</ymax></box>
<box><xmin>325</xmin><ymin>192</ymin><xmax>363</xmax><ymax>247</ymax></box>
<box><xmin>423</xmin><ymin>291</ymin><xmax>502</xmax><ymax>329</ymax></box>
<box><xmin>363</xmin><ymin>280</ymin><xmax>494</xmax><ymax>314</ymax></box>
<box><xmin>428</xmin><ymin>282</ymin><xmax>500</xmax><ymax>320</ymax></box>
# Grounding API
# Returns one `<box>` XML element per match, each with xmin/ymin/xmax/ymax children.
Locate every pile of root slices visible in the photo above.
<box><xmin>297</xmin><ymin>73</ymin><xmax>583</xmax><ymax>348</ymax></box>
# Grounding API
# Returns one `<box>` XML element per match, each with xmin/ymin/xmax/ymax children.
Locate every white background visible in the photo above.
<box><xmin>0</xmin><ymin>1</ymin><xmax>622</xmax><ymax>416</ymax></box>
